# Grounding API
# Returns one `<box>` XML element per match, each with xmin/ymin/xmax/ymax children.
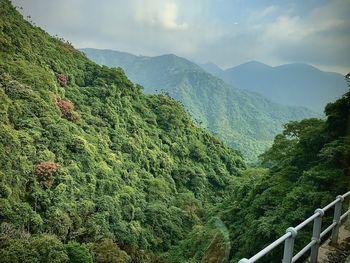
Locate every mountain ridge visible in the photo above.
<box><xmin>82</xmin><ymin>48</ymin><xmax>318</xmax><ymax>162</ymax></box>
<box><xmin>207</xmin><ymin>61</ymin><xmax>348</xmax><ymax>112</ymax></box>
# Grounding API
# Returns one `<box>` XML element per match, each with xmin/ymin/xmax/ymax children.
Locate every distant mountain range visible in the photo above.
<box><xmin>200</xmin><ymin>61</ymin><xmax>348</xmax><ymax>113</ymax></box>
<box><xmin>81</xmin><ymin>48</ymin><xmax>318</xmax><ymax>162</ymax></box>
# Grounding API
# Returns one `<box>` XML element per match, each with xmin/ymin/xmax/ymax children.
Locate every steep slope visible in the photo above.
<box><xmin>218</xmin><ymin>61</ymin><xmax>348</xmax><ymax>113</ymax></box>
<box><xmin>82</xmin><ymin>48</ymin><xmax>317</xmax><ymax>162</ymax></box>
<box><xmin>219</xmin><ymin>90</ymin><xmax>350</xmax><ymax>262</ymax></box>
<box><xmin>0</xmin><ymin>1</ymin><xmax>244</xmax><ymax>262</ymax></box>
<box><xmin>166</xmin><ymin>88</ymin><xmax>350</xmax><ymax>263</ymax></box>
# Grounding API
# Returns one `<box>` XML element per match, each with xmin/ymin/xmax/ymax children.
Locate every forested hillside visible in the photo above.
<box><xmin>219</xmin><ymin>90</ymin><xmax>350</xmax><ymax>262</ymax></box>
<box><xmin>82</xmin><ymin>48</ymin><xmax>317</xmax><ymax>162</ymax></box>
<box><xmin>0</xmin><ymin>1</ymin><xmax>349</xmax><ymax>263</ymax></box>
<box><xmin>168</xmin><ymin>89</ymin><xmax>349</xmax><ymax>263</ymax></box>
<box><xmin>0</xmin><ymin>1</ymin><xmax>244</xmax><ymax>262</ymax></box>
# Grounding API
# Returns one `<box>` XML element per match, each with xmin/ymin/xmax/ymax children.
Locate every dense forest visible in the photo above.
<box><xmin>0</xmin><ymin>1</ymin><xmax>349</xmax><ymax>263</ymax></box>
<box><xmin>82</xmin><ymin>48</ymin><xmax>317</xmax><ymax>163</ymax></box>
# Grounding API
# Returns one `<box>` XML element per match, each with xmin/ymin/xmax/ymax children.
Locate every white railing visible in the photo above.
<box><xmin>239</xmin><ymin>191</ymin><xmax>350</xmax><ymax>263</ymax></box>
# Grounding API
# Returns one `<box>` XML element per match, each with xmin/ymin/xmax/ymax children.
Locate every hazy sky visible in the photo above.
<box><xmin>11</xmin><ymin>0</ymin><xmax>350</xmax><ymax>74</ymax></box>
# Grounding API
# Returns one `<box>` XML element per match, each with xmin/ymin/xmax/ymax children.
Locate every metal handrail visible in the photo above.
<box><xmin>320</xmin><ymin>222</ymin><xmax>337</xmax><ymax>239</ymax></box>
<box><xmin>292</xmin><ymin>239</ymin><xmax>316</xmax><ymax>262</ymax></box>
<box><xmin>239</xmin><ymin>191</ymin><xmax>350</xmax><ymax>263</ymax></box>
<box><xmin>244</xmin><ymin>232</ymin><xmax>292</xmax><ymax>262</ymax></box>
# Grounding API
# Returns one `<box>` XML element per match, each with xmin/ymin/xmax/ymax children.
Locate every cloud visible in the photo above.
<box><xmin>135</xmin><ymin>1</ymin><xmax>187</xmax><ymax>30</ymax></box>
<box><xmin>161</xmin><ymin>3</ymin><xmax>187</xmax><ymax>30</ymax></box>
<box><xmin>10</xmin><ymin>0</ymin><xmax>350</xmax><ymax>74</ymax></box>
<box><xmin>250</xmin><ymin>5</ymin><xmax>279</xmax><ymax>21</ymax></box>
<box><xmin>257</xmin><ymin>1</ymin><xmax>350</xmax><ymax>69</ymax></box>
<box><xmin>198</xmin><ymin>0</ymin><xmax>350</xmax><ymax>73</ymax></box>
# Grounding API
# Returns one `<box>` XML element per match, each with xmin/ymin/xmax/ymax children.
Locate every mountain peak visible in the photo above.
<box><xmin>219</xmin><ymin>60</ymin><xmax>347</xmax><ymax>112</ymax></box>
<box><xmin>245</xmin><ymin>60</ymin><xmax>269</xmax><ymax>66</ymax></box>
<box><xmin>224</xmin><ymin>61</ymin><xmax>272</xmax><ymax>74</ymax></box>
<box><xmin>80</xmin><ymin>48</ymin><xmax>137</xmax><ymax>57</ymax></box>
<box><xmin>157</xmin><ymin>53</ymin><xmax>179</xmax><ymax>59</ymax></box>
<box><xmin>236</xmin><ymin>60</ymin><xmax>272</xmax><ymax>69</ymax></box>
<box><xmin>273</xmin><ymin>62</ymin><xmax>323</xmax><ymax>73</ymax></box>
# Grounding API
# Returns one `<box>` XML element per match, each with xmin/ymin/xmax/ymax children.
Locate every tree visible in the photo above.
<box><xmin>65</xmin><ymin>241</ymin><xmax>93</xmax><ymax>263</ymax></box>
<box><xmin>93</xmin><ymin>239</ymin><xmax>130</xmax><ymax>263</ymax></box>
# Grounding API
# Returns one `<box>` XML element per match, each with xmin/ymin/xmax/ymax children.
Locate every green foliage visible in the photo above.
<box><xmin>0</xmin><ymin>1</ymin><xmax>244</xmax><ymax>262</ymax></box>
<box><xmin>65</xmin><ymin>241</ymin><xmax>93</xmax><ymax>263</ymax></box>
<box><xmin>82</xmin><ymin>48</ymin><xmax>318</xmax><ymax>163</ymax></box>
<box><xmin>164</xmin><ymin>217</ymin><xmax>231</xmax><ymax>263</ymax></box>
<box><xmin>216</xmin><ymin>91</ymin><xmax>350</xmax><ymax>262</ymax></box>
<box><xmin>0</xmin><ymin>1</ymin><xmax>348</xmax><ymax>263</ymax></box>
<box><xmin>0</xmin><ymin>230</ymin><xmax>69</xmax><ymax>263</ymax></box>
<box><xmin>93</xmin><ymin>239</ymin><xmax>130</xmax><ymax>263</ymax></box>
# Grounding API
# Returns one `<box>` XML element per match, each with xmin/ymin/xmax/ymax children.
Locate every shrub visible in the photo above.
<box><xmin>31</xmin><ymin>234</ymin><xmax>69</xmax><ymax>263</ymax></box>
<box><xmin>0</xmin><ymin>183</ymin><xmax>12</xmax><ymax>198</ymax></box>
<box><xmin>93</xmin><ymin>239</ymin><xmax>131</xmax><ymax>263</ymax></box>
<box><xmin>67</xmin><ymin>110</ymin><xmax>80</xmax><ymax>122</ymax></box>
<box><xmin>57</xmin><ymin>73</ymin><xmax>67</xmax><ymax>87</ymax></box>
<box><xmin>34</xmin><ymin>161</ymin><xmax>60</xmax><ymax>188</ymax></box>
<box><xmin>56</xmin><ymin>99</ymin><xmax>74</xmax><ymax>113</ymax></box>
<box><xmin>56</xmin><ymin>99</ymin><xmax>80</xmax><ymax>122</ymax></box>
<box><xmin>0</xmin><ymin>234</ymin><xmax>68</xmax><ymax>263</ymax></box>
<box><xmin>65</xmin><ymin>241</ymin><xmax>93</xmax><ymax>263</ymax></box>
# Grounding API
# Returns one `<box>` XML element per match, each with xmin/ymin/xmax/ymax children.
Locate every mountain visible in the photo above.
<box><xmin>82</xmin><ymin>48</ymin><xmax>318</xmax><ymax>162</ymax></box>
<box><xmin>215</xmin><ymin>61</ymin><xmax>348</xmax><ymax>113</ymax></box>
<box><xmin>199</xmin><ymin>62</ymin><xmax>223</xmax><ymax>76</ymax></box>
<box><xmin>1</xmin><ymin>1</ymin><xmax>349</xmax><ymax>263</ymax></box>
<box><xmin>0</xmin><ymin>1</ymin><xmax>244</xmax><ymax>262</ymax></box>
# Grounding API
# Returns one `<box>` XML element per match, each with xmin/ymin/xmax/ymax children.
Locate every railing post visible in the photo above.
<box><xmin>238</xmin><ymin>259</ymin><xmax>249</xmax><ymax>263</ymax></box>
<box><xmin>282</xmin><ymin>227</ymin><xmax>297</xmax><ymax>263</ymax></box>
<box><xmin>331</xmin><ymin>195</ymin><xmax>344</xmax><ymax>245</ymax></box>
<box><xmin>310</xmin><ymin>209</ymin><xmax>324</xmax><ymax>263</ymax></box>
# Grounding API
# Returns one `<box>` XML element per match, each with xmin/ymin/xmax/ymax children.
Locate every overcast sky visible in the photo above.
<box><xmin>11</xmin><ymin>0</ymin><xmax>350</xmax><ymax>74</ymax></box>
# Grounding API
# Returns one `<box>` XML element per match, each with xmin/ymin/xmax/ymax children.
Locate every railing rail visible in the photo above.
<box><xmin>238</xmin><ymin>191</ymin><xmax>350</xmax><ymax>263</ymax></box>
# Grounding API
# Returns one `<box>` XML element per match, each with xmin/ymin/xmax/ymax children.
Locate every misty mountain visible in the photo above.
<box><xmin>209</xmin><ymin>61</ymin><xmax>348</xmax><ymax>113</ymax></box>
<box><xmin>199</xmin><ymin>62</ymin><xmax>224</xmax><ymax>77</ymax></box>
<box><xmin>82</xmin><ymin>48</ymin><xmax>318</xmax><ymax>162</ymax></box>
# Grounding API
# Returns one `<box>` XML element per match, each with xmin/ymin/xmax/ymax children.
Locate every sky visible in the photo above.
<box><xmin>11</xmin><ymin>0</ymin><xmax>350</xmax><ymax>74</ymax></box>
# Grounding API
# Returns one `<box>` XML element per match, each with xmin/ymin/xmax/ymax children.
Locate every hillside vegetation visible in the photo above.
<box><xmin>169</xmin><ymin>90</ymin><xmax>350</xmax><ymax>263</ymax></box>
<box><xmin>0</xmin><ymin>1</ymin><xmax>349</xmax><ymax>263</ymax></box>
<box><xmin>0</xmin><ymin>1</ymin><xmax>244</xmax><ymax>262</ymax></box>
<box><xmin>82</xmin><ymin>48</ymin><xmax>317</xmax><ymax>163</ymax></box>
